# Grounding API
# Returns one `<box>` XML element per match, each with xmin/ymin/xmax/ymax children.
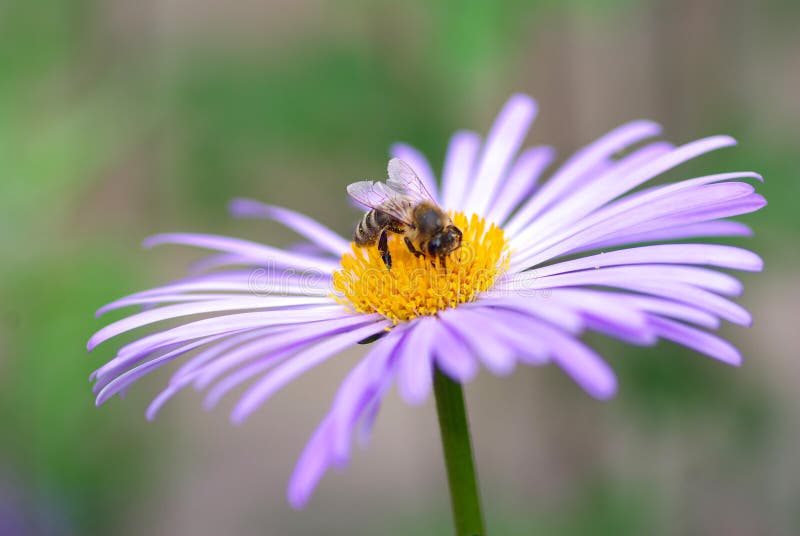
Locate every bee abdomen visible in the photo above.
<box><xmin>354</xmin><ymin>210</ymin><xmax>391</xmax><ymax>246</ymax></box>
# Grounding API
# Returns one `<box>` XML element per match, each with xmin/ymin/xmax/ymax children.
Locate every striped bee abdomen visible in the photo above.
<box><xmin>354</xmin><ymin>210</ymin><xmax>393</xmax><ymax>246</ymax></box>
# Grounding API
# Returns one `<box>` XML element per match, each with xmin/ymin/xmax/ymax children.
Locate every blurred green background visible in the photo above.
<box><xmin>1</xmin><ymin>0</ymin><xmax>797</xmax><ymax>534</ymax></box>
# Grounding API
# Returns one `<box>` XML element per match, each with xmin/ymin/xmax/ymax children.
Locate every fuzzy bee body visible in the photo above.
<box><xmin>354</xmin><ymin>209</ymin><xmax>402</xmax><ymax>247</ymax></box>
<box><xmin>348</xmin><ymin>160</ymin><xmax>462</xmax><ymax>269</ymax></box>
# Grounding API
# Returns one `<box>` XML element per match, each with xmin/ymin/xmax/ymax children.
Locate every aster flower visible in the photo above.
<box><xmin>89</xmin><ymin>94</ymin><xmax>764</xmax><ymax>520</ymax></box>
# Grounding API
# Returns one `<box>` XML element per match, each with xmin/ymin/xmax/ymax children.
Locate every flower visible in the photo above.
<box><xmin>89</xmin><ymin>94</ymin><xmax>765</xmax><ymax>508</ymax></box>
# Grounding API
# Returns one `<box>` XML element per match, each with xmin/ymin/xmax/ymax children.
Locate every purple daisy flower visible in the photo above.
<box><xmin>89</xmin><ymin>94</ymin><xmax>765</xmax><ymax>509</ymax></box>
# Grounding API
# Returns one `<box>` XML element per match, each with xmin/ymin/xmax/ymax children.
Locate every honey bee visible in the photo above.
<box><xmin>347</xmin><ymin>158</ymin><xmax>462</xmax><ymax>269</ymax></box>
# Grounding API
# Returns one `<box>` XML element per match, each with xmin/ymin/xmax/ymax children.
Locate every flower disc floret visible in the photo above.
<box><xmin>333</xmin><ymin>212</ymin><xmax>509</xmax><ymax>323</ymax></box>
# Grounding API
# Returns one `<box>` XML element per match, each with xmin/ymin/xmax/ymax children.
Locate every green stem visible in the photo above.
<box><xmin>433</xmin><ymin>367</ymin><xmax>486</xmax><ymax>536</ymax></box>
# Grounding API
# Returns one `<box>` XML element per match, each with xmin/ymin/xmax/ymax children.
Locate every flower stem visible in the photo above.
<box><xmin>433</xmin><ymin>367</ymin><xmax>486</xmax><ymax>536</ymax></box>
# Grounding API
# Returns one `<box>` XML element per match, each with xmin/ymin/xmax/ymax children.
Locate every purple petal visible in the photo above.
<box><xmin>483</xmin><ymin>145</ymin><xmax>555</xmax><ymax>225</ymax></box>
<box><xmin>663</xmin><ymin>193</ymin><xmax>766</xmax><ymax>223</ymax></box>
<box><xmin>126</xmin><ymin>270</ymin><xmax>331</xmax><ymax>299</ymax></box>
<box><xmin>649</xmin><ymin>317</ymin><xmax>741</xmax><ymax>365</ymax></box>
<box><xmin>512</xmin><ymin>183</ymin><xmax>760</xmax><ymax>270</ymax></box>
<box><xmin>523</xmin><ymin>319</ymin><xmax>618</xmax><ymax>400</ymax></box>
<box><xmin>97</xmin><ymin>289</ymin><xmax>327</xmax><ymax>316</ymax></box>
<box><xmin>441</xmin><ymin>130</ymin><xmax>481</xmax><ymax>209</ymax></box>
<box><xmin>471</xmin><ymin>295</ymin><xmax>584</xmax><ymax>334</ymax></box>
<box><xmin>511</xmin><ymin>183</ymin><xmax>753</xmax><ymax>266</ymax></box>
<box><xmin>91</xmin><ymin>331</ymin><xmax>250</xmax><ymax>389</ymax></box>
<box><xmin>432</xmin><ymin>320</ymin><xmax>480</xmax><ymax>382</ymax></box>
<box><xmin>194</xmin><ymin>314</ymin><xmax>382</xmax><ymax>392</ymax></box>
<box><xmin>562</xmin><ymin>197</ymin><xmax>765</xmax><ymax>261</ymax></box>
<box><xmin>573</xmin><ymin>291</ymin><xmax>720</xmax><ymax>329</ymax></box>
<box><xmin>497</xmin><ymin>274</ymin><xmax>750</xmax><ymax>326</ymax></box>
<box><xmin>110</xmin><ymin>306</ymin><xmax>348</xmax><ymax>362</ymax></box>
<box><xmin>505</xmin><ymin>120</ymin><xmax>663</xmax><ymax>235</ymax></box>
<box><xmin>396</xmin><ymin>317</ymin><xmax>437</xmax><ymax>405</ymax></box>
<box><xmin>202</xmin><ymin>344</ymin><xmax>303</xmax><ymax>410</ymax></box>
<box><xmin>169</xmin><ymin>328</ymin><xmax>278</xmax><ymax>386</ymax></box>
<box><xmin>452</xmin><ymin>306</ymin><xmax>550</xmax><ymax>366</ymax></box>
<box><xmin>118</xmin><ymin>316</ymin><xmax>379</xmax><ymax>418</ymax></box>
<box><xmin>511</xmin><ymin>171</ymin><xmax>760</xmax><ymax>266</ymax></box>
<box><xmin>228</xmin><ymin>199</ymin><xmax>350</xmax><ymax>256</ymax></box>
<box><xmin>462</xmin><ymin>94</ymin><xmax>538</xmax><ymax>216</ymax></box>
<box><xmin>597</xmin><ymin>171</ymin><xmax>762</xmax><ymax>214</ymax></box>
<box><xmin>509</xmin><ymin>265</ymin><xmax>743</xmax><ymax>296</ymax></box>
<box><xmin>542</xmin><ymin>289</ymin><xmax>655</xmax><ymax>345</ymax></box>
<box><xmin>574</xmin><ymin>220</ymin><xmax>752</xmax><ymax>252</ymax></box>
<box><xmin>506</xmin><ymin>244</ymin><xmax>763</xmax><ymax>280</ymax></box>
<box><xmin>95</xmin><ymin>335</ymin><xmax>223</xmax><ymax>405</ymax></box>
<box><xmin>330</xmin><ymin>333</ymin><xmax>400</xmax><ymax>460</ymax></box>
<box><xmin>626</xmin><ymin>282</ymin><xmax>752</xmax><ymax>326</ymax></box>
<box><xmin>390</xmin><ymin>143</ymin><xmax>439</xmax><ymax>201</ymax></box>
<box><xmin>514</xmin><ymin>137</ymin><xmax>739</xmax><ymax>244</ymax></box>
<box><xmin>510</xmin><ymin>140</ymin><xmax>675</xmax><ymax>242</ymax></box>
<box><xmin>230</xmin><ymin>321</ymin><xmax>391</xmax><ymax>424</ymax></box>
<box><xmin>88</xmin><ymin>296</ymin><xmax>334</xmax><ymax>350</ymax></box>
<box><xmin>188</xmin><ymin>253</ymin><xmax>257</xmax><ymax>273</ymax></box>
<box><xmin>439</xmin><ymin>309</ymin><xmax>517</xmax><ymax>375</ymax></box>
<box><xmin>287</xmin><ymin>417</ymin><xmax>337</xmax><ymax>508</ymax></box>
<box><xmin>145</xmin><ymin>330</ymin><xmax>277</xmax><ymax>419</ymax></box>
<box><xmin>97</xmin><ymin>293</ymin><xmax>243</xmax><ymax>316</ymax></box>
<box><xmin>356</xmin><ymin>394</ymin><xmax>383</xmax><ymax>447</ymax></box>
<box><xmin>143</xmin><ymin>233</ymin><xmax>339</xmax><ymax>272</ymax></box>
<box><xmin>286</xmin><ymin>332</ymin><xmax>397</xmax><ymax>512</ymax></box>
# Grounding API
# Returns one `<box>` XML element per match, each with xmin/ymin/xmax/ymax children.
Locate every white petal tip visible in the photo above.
<box><xmin>487</xmin><ymin>361</ymin><xmax>517</xmax><ymax>377</ymax></box>
<box><xmin>287</xmin><ymin>491</ymin><xmax>308</xmax><ymax>510</ymax></box>
<box><xmin>400</xmin><ymin>392</ymin><xmax>429</xmax><ymax>407</ymax></box>
<box><xmin>228</xmin><ymin>198</ymin><xmax>272</xmax><ymax>218</ymax></box>
<box><xmin>202</xmin><ymin>395</ymin><xmax>221</xmax><ymax>412</ymax></box>
<box><xmin>331</xmin><ymin>454</ymin><xmax>349</xmax><ymax>470</ymax></box>
<box><xmin>591</xmin><ymin>383</ymin><xmax>618</xmax><ymax>401</ymax></box>
<box><xmin>508</xmin><ymin>93</ymin><xmax>538</xmax><ymax>111</ymax></box>
<box><xmin>707</xmin><ymin>344</ymin><xmax>743</xmax><ymax>366</ymax></box>
<box><xmin>583</xmin><ymin>372</ymin><xmax>618</xmax><ymax>401</ymax></box>
<box><xmin>727</xmin><ymin>356</ymin><xmax>743</xmax><ymax>367</ymax></box>
<box><xmin>229</xmin><ymin>407</ymin><xmax>250</xmax><ymax>426</ymax></box>
<box><xmin>227</xmin><ymin>198</ymin><xmax>251</xmax><ymax>216</ymax></box>
<box><xmin>141</xmin><ymin>235</ymin><xmax>163</xmax><ymax>249</ymax></box>
<box><xmin>388</xmin><ymin>143</ymin><xmax>408</xmax><ymax>156</ymax></box>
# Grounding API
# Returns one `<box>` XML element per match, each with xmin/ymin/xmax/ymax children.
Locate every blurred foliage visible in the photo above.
<box><xmin>169</xmin><ymin>0</ymin><xmax>638</xmax><ymax>210</ymax></box>
<box><xmin>606</xmin><ymin>335</ymin><xmax>773</xmax><ymax>449</ymax></box>
<box><xmin>367</xmin><ymin>477</ymin><xmax>660</xmax><ymax>536</ymax></box>
<box><xmin>0</xmin><ymin>0</ymin><xmax>157</xmax><ymax>534</ymax></box>
<box><xmin>172</xmin><ymin>45</ymin><xmax>453</xmax><ymax>209</ymax></box>
<box><xmin>0</xmin><ymin>253</ymin><xmax>155</xmax><ymax>534</ymax></box>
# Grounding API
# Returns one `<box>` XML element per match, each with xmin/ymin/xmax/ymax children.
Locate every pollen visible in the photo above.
<box><xmin>333</xmin><ymin>212</ymin><xmax>510</xmax><ymax>323</ymax></box>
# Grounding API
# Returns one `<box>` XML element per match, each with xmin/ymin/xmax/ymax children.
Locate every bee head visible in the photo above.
<box><xmin>427</xmin><ymin>225</ymin><xmax>462</xmax><ymax>257</ymax></box>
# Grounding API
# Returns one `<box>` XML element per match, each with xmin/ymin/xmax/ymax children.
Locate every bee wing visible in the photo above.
<box><xmin>386</xmin><ymin>158</ymin><xmax>436</xmax><ymax>203</ymax></box>
<box><xmin>346</xmin><ymin>180</ymin><xmax>414</xmax><ymax>225</ymax></box>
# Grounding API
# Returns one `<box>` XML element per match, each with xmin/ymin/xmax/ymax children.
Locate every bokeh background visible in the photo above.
<box><xmin>1</xmin><ymin>0</ymin><xmax>798</xmax><ymax>534</ymax></box>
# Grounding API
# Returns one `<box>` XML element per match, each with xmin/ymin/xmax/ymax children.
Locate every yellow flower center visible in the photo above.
<box><xmin>333</xmin><ymin>212</ymin><xmax>510</xmax><ymax>323</ymax></box>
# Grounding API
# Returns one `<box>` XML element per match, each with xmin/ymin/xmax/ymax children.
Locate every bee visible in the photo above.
<box><xmin>347</xmin><ymin>158</ymin><xmax>462</xmax><ymax>270</ymax></box>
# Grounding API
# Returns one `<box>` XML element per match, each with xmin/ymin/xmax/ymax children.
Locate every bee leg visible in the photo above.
<box><xmin>378</xmin><ymin>229</ymin><xmax>392</xmax><ymax>269</ymax></box>
<box><xmin>403</xmin><ymin>237</ymin><xmax>424</xmax><ymax>258</ymax></box>
<box><xmin>439</xmin><ymin>255</ymin><xmax>447</xmax><ymax>271</ymax></box>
